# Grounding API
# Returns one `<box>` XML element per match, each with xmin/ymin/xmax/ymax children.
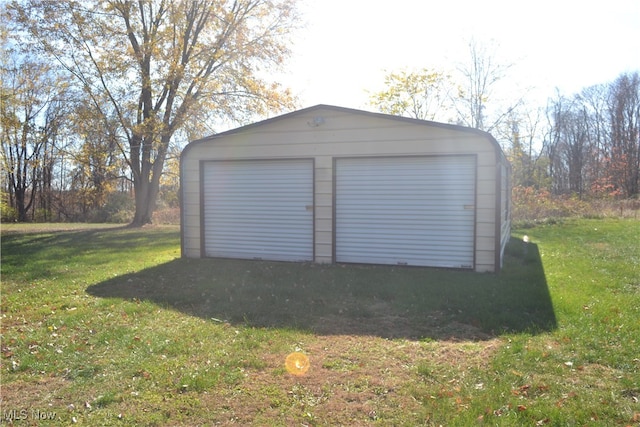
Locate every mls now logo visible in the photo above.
<box><xmin>3</xmin><ymin>409</ymin><xmax>57</xmax><ymax>422</ymax></box>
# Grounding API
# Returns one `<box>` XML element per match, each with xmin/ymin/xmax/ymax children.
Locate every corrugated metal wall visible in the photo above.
<box><xmin>335</xmin><ymin>156</ymin><xmax>476</xmax><ymax>268</ymax></box>
<box><xmin>202</xmin><ymin>159</ymin><xmax>314</xmax><ymax>261</ymax></box>
<box><xmin>499</xmin><ymin>161</ymin><xmax>512</xmax><ymax>268</ymax></box>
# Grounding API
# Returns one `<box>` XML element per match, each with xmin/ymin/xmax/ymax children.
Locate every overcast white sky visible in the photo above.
<box><xmin>280</xmin><ymin>0</ymin><xmax>640</xmax><ymax>112</ymax></box>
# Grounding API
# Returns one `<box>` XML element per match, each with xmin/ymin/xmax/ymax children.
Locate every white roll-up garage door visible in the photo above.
<box><xmin>335</xmin><ymin>156</ymin><xmax>476</xmax><ymax>268</ymax></box>
<box><xmin>203</xmin><ymin>159</ymin><xmax>313</xmax><ymax>261</ymax></box>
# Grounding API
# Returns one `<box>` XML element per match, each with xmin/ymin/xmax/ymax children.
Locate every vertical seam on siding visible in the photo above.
<box><xmin>199</xmin><ymin>160</ymin><xmax>206</xmax><ymax>258</ymax></box>
<box><xmin>472</xmin><ymin>154</ymin><xmax>478</xmax><ymax>271</ymax></box>
<box><xmin>494</xmin><ymin>160</ymin><xmax>502</xmax><ymax>273</ymax></box>
<box><xmin>312</xmin><ymin>158</ymin><xmax>317</xmax><ymax>262</ymax></box>
<box><xmin>331</xmin><ymin>157</ymin><xmax>337</xmax><ymax>263</ymax></box>
<box><xmin>179</xmin><ymin>156</ymin><xmax>185</xmax><ymax>258</ymax></box>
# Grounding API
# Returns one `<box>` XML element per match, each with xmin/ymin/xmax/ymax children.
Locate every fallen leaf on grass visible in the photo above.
<box><xmin>556</xmin><ymin>391</ymin><xmax>578</xmax><ymax>407</ymax></box>
<box><xmin>512</xmin><ymin>384</ymin><xmax>531</xmax><ymax>396</ymax></box>
<box><xmin>1</xmin><ymin>347</ymin><xmax>14</xmax><ymax>358</ymax></box>
<box><xmin>493</xmin><ymin>404</ymin><xmax>511</xmax><ymax>416</ymax></box>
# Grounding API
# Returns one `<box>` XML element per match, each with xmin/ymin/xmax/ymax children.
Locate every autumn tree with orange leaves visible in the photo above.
<box><xmin>9</xmin><ymin>0</ymin><xmax>299</xmax><ymax>225</ymax></box>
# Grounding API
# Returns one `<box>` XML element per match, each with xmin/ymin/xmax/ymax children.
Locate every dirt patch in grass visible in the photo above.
<box><xmin>199</xmin><ymin>335</ymin><xmax>501</xmax><ymax>426</ymax></box>
<box><xmin>0</xmin><ymin>334</ymin><xmax>500</xmax><ymax>426</ymax></box>
<box><xmin>0</xmin><ymin>375</ymin><xmax>70</xmax><ymax>409</ymax></box>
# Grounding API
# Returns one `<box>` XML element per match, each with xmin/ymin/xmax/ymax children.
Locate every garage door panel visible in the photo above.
<box><xmin>341</xmin><ymin>230</ymin><xmax>474</xmax><ymax>241</ymax></box>
<box><xmin>340</xmin><ymin>209</ymin><xmax>471</xmax><ymax>218</ymax></box>
<box><xmin>203</xmin><ymin>159</ymin><xmax>313</xmax><ymax>262</ymax></box>
<box><xmin>336</xmin><ymin>156</ymin><xmax>475</xmax><ymax>268</ymax></box>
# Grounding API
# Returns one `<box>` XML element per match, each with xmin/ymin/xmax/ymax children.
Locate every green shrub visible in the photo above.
<box><xmin>1</xmin><ymin>202</ymin><xmax>18</xmax><ymax>222</ymax></box>
<box><xmin>88</xmin><ymin>191</ymin><xmax>134</xmax><ymax>223</ymax></box>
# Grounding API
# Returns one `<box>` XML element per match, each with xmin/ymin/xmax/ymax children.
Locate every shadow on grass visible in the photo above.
<box><xmin>87</xmin><ymin>238</ymin><xmax>556</xmax><ymax>341</ymax></box>
<box><xmin>1</xmin><ymin>226</ymin><xmax>179</xmax><ymax>270</ymax></box>
<box><xmin>1</xmin><ymin>226</ymin><xmax>149</xmax><ymax>260</ymax></box>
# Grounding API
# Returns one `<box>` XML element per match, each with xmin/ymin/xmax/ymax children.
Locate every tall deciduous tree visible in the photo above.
<box><xmin>10</xmin><ymin>0</ymin><xmax>298</xmax><ymax>226</ymax></box>
<box><xmin>501</xmin><ymin>108</ymin><xmax>550</xmax><ymax>190</ymax></box>
<box><xmin>546</xmin><ymin>93</ymin><xmax>594</xmax><ymax>196</ymax></box>
<box><xmin>577</xmin><ymin>84</ymin><xmax>609</xmax><ymax>195</ymax></box>
<box><xmin>607</xmin><ymin>72</ymin><xmax>640</xmax><ymax>198</ymax></box>
<box><xmin>67</xmin><ymin>101</ymin><xmax>125</xmax><ymax>218</ymax></box>
<box><xmin>0</xmin><ymin>35</ymin><xmax>68</xmax><ymax>221</ymax></box>
<box><xmin>368</xmin><ymin>68</ymin><xmax>454</xmax><ymax>121</ymax></box>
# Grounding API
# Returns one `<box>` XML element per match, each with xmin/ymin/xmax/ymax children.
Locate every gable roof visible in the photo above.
<box><xmin>184</xmin><ymin>104</ymin><xmax>508</xmax><ymax>163</ymax></box>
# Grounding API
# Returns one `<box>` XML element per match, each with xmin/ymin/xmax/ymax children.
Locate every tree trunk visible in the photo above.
<box><xmin>130</xmin><ymin>177</ymin><xmax>163</xmax><ymax>226</ymax></box>
<box><xmin>129</xmin><ymin>144</ymin><xmax>166</xmax><ymax>227</ymax></box>
<box><xmin>131</xmin><ymin>177</ymin><xmax>152</xmax><ymax>226</ymax></box>
<box><xmin>15</xmin><ymin>188</ymin><xmax>29</xmax><ymax>222</ymax></box>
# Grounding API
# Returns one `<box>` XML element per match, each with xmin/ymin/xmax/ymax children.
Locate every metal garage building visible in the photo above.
<box><xmin>180</xmin><ymin>105</ymin><xmax>511</xmax><ymax>272</ymax></box>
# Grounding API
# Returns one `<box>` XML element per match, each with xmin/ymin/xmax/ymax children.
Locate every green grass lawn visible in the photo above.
<box><xmin>1</xmin><ymin>219</ymin><xmax>639</xmax><ymax>426</ymax></box>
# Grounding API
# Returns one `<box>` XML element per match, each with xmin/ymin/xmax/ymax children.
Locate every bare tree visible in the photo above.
<box><xmin>607</xmin><ymin>72</ymin><xmax>640</xmax><ymax>198</ymax></box>
<box><xmin>454</xmin><ymin>38</ymin><xmax>520</xmax><ymax>133</ymax></box>
<box><xmin>546</xmin><ymin>91</ymin><xmax>609</xmax><ymax>197</ymax></box>
<box><xmin>501</xmin><ymin>107</ymin><xmax>550</xmax><ymax>189</ymax></box>
<box><xmin>577</xmin><ymin>84</ymin><xmax>610</xmax><ymax>195</ymax></box>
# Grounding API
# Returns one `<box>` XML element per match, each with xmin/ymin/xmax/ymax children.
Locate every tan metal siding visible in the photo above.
<box><xmin>499</xmin><ymin>162</ymin><xmax>512</xmax><ymax>267</ymax></box>
<box><xmin>181</xmin><ymin>105</ymin><xmax>507</xmax><ymax>271</ymax></box>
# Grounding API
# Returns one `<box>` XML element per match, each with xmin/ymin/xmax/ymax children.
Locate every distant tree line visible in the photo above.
<box><xmin>545</xmin><ymin>74</ymin><xmax>639</xmax><ymax>198</ymax></box>
<box><xmin>503</xmin><ymin>72</ymin><xmax>639</xmax><ymax>200</ymax></box>
<box><xmin>2</xmin><ymin>8</ymin><xmax>638</xmax><ymax>224</ymax></box>
<box><xmin>369</xmin><ymin>41</ymin><xmax>639</xmax><ymax>201</ymax></box>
